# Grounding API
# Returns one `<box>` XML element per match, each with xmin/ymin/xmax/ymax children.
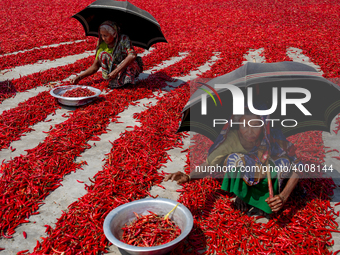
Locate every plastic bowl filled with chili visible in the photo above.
<box><xmin>103</xmin><ymin>198</ymin><xmax>193</xmax><ymax>255</ymax></box>
<box><xmin>50</xmin><ymin>85</ymin><xmax>101</xmax><ymax>106</ymax></box>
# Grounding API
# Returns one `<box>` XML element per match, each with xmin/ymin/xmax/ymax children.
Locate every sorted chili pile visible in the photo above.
<box><xmin>62</xmin><ymin>87</ymin><xmax>95</xmax><ymax>97</ymax></box>
<box><xmin>121</xmin><ymin>211</ymin><xmax>181</xmax><ymax>247</ymax></box>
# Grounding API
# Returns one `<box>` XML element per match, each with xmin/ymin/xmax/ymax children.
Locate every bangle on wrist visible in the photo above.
<box><xmin>187</xmin><ymin>174</ymin><xmax>191</xmax><ymax>181</ymax></box>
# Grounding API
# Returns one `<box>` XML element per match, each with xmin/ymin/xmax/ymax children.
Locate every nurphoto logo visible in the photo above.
<box><xmin>200</xmin><ymin>84</ymin><xmax>312</xmax><ymax>128</ymax></box>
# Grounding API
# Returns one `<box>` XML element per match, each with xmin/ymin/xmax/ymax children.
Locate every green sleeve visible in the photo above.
<box><xmin>95</xmin><ymin>42</ymin><xmax>106</xmax><ymax>60</ymax></box>
<box><xmin>95</xmin><ymin>48</ymin><xmax>102</xmax><ymax>60</ymax></box>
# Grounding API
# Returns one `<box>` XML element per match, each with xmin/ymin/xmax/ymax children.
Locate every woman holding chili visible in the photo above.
<box><xmin>165</xmin><ymin>104</ymin><xmax>302</xmax><ymax>216</ymax></box>
<box><xmin>72</xmin><ymin>21</ymin><xmax>143</xmax><ymax>88</ymax></box>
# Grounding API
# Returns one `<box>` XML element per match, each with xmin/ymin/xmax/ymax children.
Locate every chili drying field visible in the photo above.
<box><xmin>1</xmin><ymin>0</ymin><xmax>340</xmax><ymax>254</ymax></box>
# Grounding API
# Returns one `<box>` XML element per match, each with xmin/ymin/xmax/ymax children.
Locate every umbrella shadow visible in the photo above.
<box><xmin>0</xmin><ymin>80</ymin><xmax>17</xmax><ymax>98</ymax></box>
<box><xmin>137</xmin><ymin>72</ymin><xmax>187</xmax><ymax>92</ymax></box>
<box><xmin>322</xmin><ymin>167</ymin><xmax>340</xmax><ymax>203</ymax></box>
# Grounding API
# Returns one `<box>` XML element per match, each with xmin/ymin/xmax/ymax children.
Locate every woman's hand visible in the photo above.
<box><xmin>108</xmin><ymin>53</ymin><xmax>136</xmax><ymax>80</ymax></box>
<box><xmin>265</xmin><ymin>194</ymin><xmax>286</xmax><ymax>212</ymax></box>
<box><xmin>108</xmin><ymin>69</ymin><xmax>119</xmax><ymax>79</ymax></box>
<box><xmin>164</xmin><ymin>171</ymin><xmax>190</xmax><ymax>184</ymax></box>
<box><xmin>71</xmin><ymin>75</ymin><xmax>82</xmax><ymax>84</ymax></box>
<box><xmin>266</xmin><ymin>172</ymin><xmax>298</xmax><ymax>213</ymax></box>
<box><xmin>71</xmin><ymin>59</ymin><xmax>100</xmax><ymax>84</ymax></box>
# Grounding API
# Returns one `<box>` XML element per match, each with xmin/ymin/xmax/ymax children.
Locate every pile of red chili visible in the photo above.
<box><xmin>2</xmin><ymin>0</ymin><xmax>340</xmax><ymax>254</ymax></box>
<box><xmin>62</xmin><ymin>87</ymin><xmax>95</xmax><ymax>97</ymax></box>
<box><xmin>121</xmin><ymin>211</ymin><xmax>181</xmax><ymax>247</ymax></box>
<box><xmin>0</xmin><ymin>73</ymin><xmax>172</xmax><ymax>241</ymax></box>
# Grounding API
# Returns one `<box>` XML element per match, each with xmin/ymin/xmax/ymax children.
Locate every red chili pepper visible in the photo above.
<box><xmin>62</xmin><ymin>87</ymin><xmax>95</xmax><ymax>97</ymax></box>
<box><xmin>16</xmin><ymin>250</ymin><xmax>29</xmax><ymax>255</ymax></box>
<box><xmin>156</xmin><ymin>184</ymin><xmax>166</xmax><ymax>189</ymax></box>
<box><xmin>121</xmin><ymin>212</ymin><xmax>181</xmax><ymax>247</ymax></box>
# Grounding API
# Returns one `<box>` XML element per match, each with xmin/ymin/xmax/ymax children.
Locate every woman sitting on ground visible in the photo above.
<box><xmin>165</xmin><ymin>105</ymin><xmax>302</xmax><ymax>216</ymax></box>
<box><xmin>72</xmin><ymin>21</ymin><xmax>143</xmax><ymax>88</ymax></box>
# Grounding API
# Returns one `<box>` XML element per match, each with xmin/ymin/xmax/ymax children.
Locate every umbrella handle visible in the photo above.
<box><xmin>266</xmin><ymin>168</ymin><xmax>274</xmax><ymax>198</ymax></box>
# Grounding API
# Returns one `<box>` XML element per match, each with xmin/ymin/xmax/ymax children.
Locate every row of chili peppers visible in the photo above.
<box><xmin>0</xmin><ymin>39</ymin><xmax>96</xmax><ymax>70</ymax></box>
<box><xmin>31</xmin><ymin>84</ymin><xmax>190</xmax><ymax>254</ymax></box>
<box><xmin>0</xmin><ymin>43</ymin><xmax>183</xmax><ymax>104</ymax></box>
<box><xmin>288</xmin><ymin>131</ymin><xmax>327</xmax><ymax>166</ymax></box>
<box><xmin>157</xmin><ymin>51</ymin><xmax>215</xmax><ymax>78</ymax></box>
<box><xmin>0</xmin><ymin>44</ymin><xmax>197</xmax><ymax>174</ymax></box>
<box><xmin>1</xmin><ymin>39</ymin><xmax>145</xmax><ymax>73</ymax></box>
<box><xmin>0</xmin><ymin>91</ymin><xmax>60</xmax><ymax>151</ymax></box>
<box><xmin>3</xmin><ymin>0</ymin><xmax>339</xmax><ymax>96</ymax></box>
<box><xmin>2</xmin><ymin>52</ymin><xmax>339</xmax><ymax>254</ymax></box>
<box><xmin>2</xmin><ymin>59</ymin><xmax>339</xmax><ymax>253</ymax></box>
<box><xmin>2</xmin><ymin>0</ymin><xmax>340</xmax><ymax>81</ymax></box>
<box><xmin>0</xmin><ymin>0</ymin><xmax>94</xmax><ymax>54</ymax></box>
<box><xmin>2</xmin><ymin>77</ymin><xmax>338</xmax><ymax>253</ymax></box>
<box><xmin>0</xmin><ymin>69</ymin><xmax>114</xmax><ymax>153</ymax></box>
<box><xmin>0</xmin><ymin>56</ymin><xmax>94</xmax><ymax>104</ymax></box>
<box><xmin>1</xmin><ymin>1</ymin><xmax>340</xmax><ymax>254</ymax></box>
<box><xmin>0</xmin><ymin>73</ymin><xmax>173</xmax><ymax>240</ymax></box>
<box><xmin>24</xmin><ymin>80</ymin><xmax>338</xmax><ymax>254</ymax></box>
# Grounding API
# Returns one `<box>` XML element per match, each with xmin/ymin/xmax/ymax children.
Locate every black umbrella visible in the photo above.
<box><xmin>72</xmin><ymin>0</ymin><xmax>167</xmax><ymax>49</ymax></box>
<box><xmin>178</xmin><ymin>61</ymin><xmax>340</xmax><ymax>142</ymax></box>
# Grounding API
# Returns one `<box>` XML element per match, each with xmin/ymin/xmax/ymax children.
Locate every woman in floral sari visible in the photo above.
<box><xmin>72</xmin><ymin>21</ymin><xmax>143</xmax><ymax>88</ymax></box>
<box><xmin>165</xmin><ymin>105</ymin><xmax>302</xmax><ymax>216</ymax></box>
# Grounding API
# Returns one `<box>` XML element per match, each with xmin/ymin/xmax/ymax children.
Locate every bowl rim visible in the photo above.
<box><xmin>103</xmin><ymin>198</ymin><xmax>194</xmax><ymax>252</ymax></box>
<box><xmin>50</xmin><ymin>85</ymin><xmax>101</xmax><ymax>100</ymax></box>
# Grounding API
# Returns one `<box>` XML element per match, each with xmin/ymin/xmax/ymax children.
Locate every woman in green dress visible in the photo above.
<box><xmin>165</xmin><ymin>107</ymin><xmax>301</xmax><ymax>216</ymax></box>
<box><xmin>72</xmin><ymin>21</ymin><xmax>143</xmax><ymax>88</ymax></box>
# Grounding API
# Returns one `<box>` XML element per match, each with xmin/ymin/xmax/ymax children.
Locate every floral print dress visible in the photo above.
<box><xmin>96</xmin><ymin>34</ymin><xmax>142</xmax><ymax>88</ymax></box>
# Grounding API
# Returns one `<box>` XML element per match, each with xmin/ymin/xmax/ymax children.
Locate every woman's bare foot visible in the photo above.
<box><xmin>235</xmin><ymin>197</ymin><xmax>249</xmax><ymax>212</ymax></box>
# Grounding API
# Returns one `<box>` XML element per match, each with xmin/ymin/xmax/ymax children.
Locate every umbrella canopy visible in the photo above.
<box><xmin>178</xmin><ymin>61</ymin><xmax>340</xmax><ymax>141</ymax></box>
<box><xmin>72</xmin><ymin>0</ymin><xmax>167</xmax><ymax>49</ymax></box>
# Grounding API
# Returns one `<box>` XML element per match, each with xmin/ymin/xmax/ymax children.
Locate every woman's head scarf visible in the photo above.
<box><xmin>96</xmin><ymin>21</ymin><xmax>120</xmax><ymax>53</ymax></box>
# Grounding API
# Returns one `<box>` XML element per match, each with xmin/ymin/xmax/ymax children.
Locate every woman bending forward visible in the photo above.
<box><xmin>72</xmin><ymin>21</ymin><xmax>143</xmax><ymax>88</ymax></box>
